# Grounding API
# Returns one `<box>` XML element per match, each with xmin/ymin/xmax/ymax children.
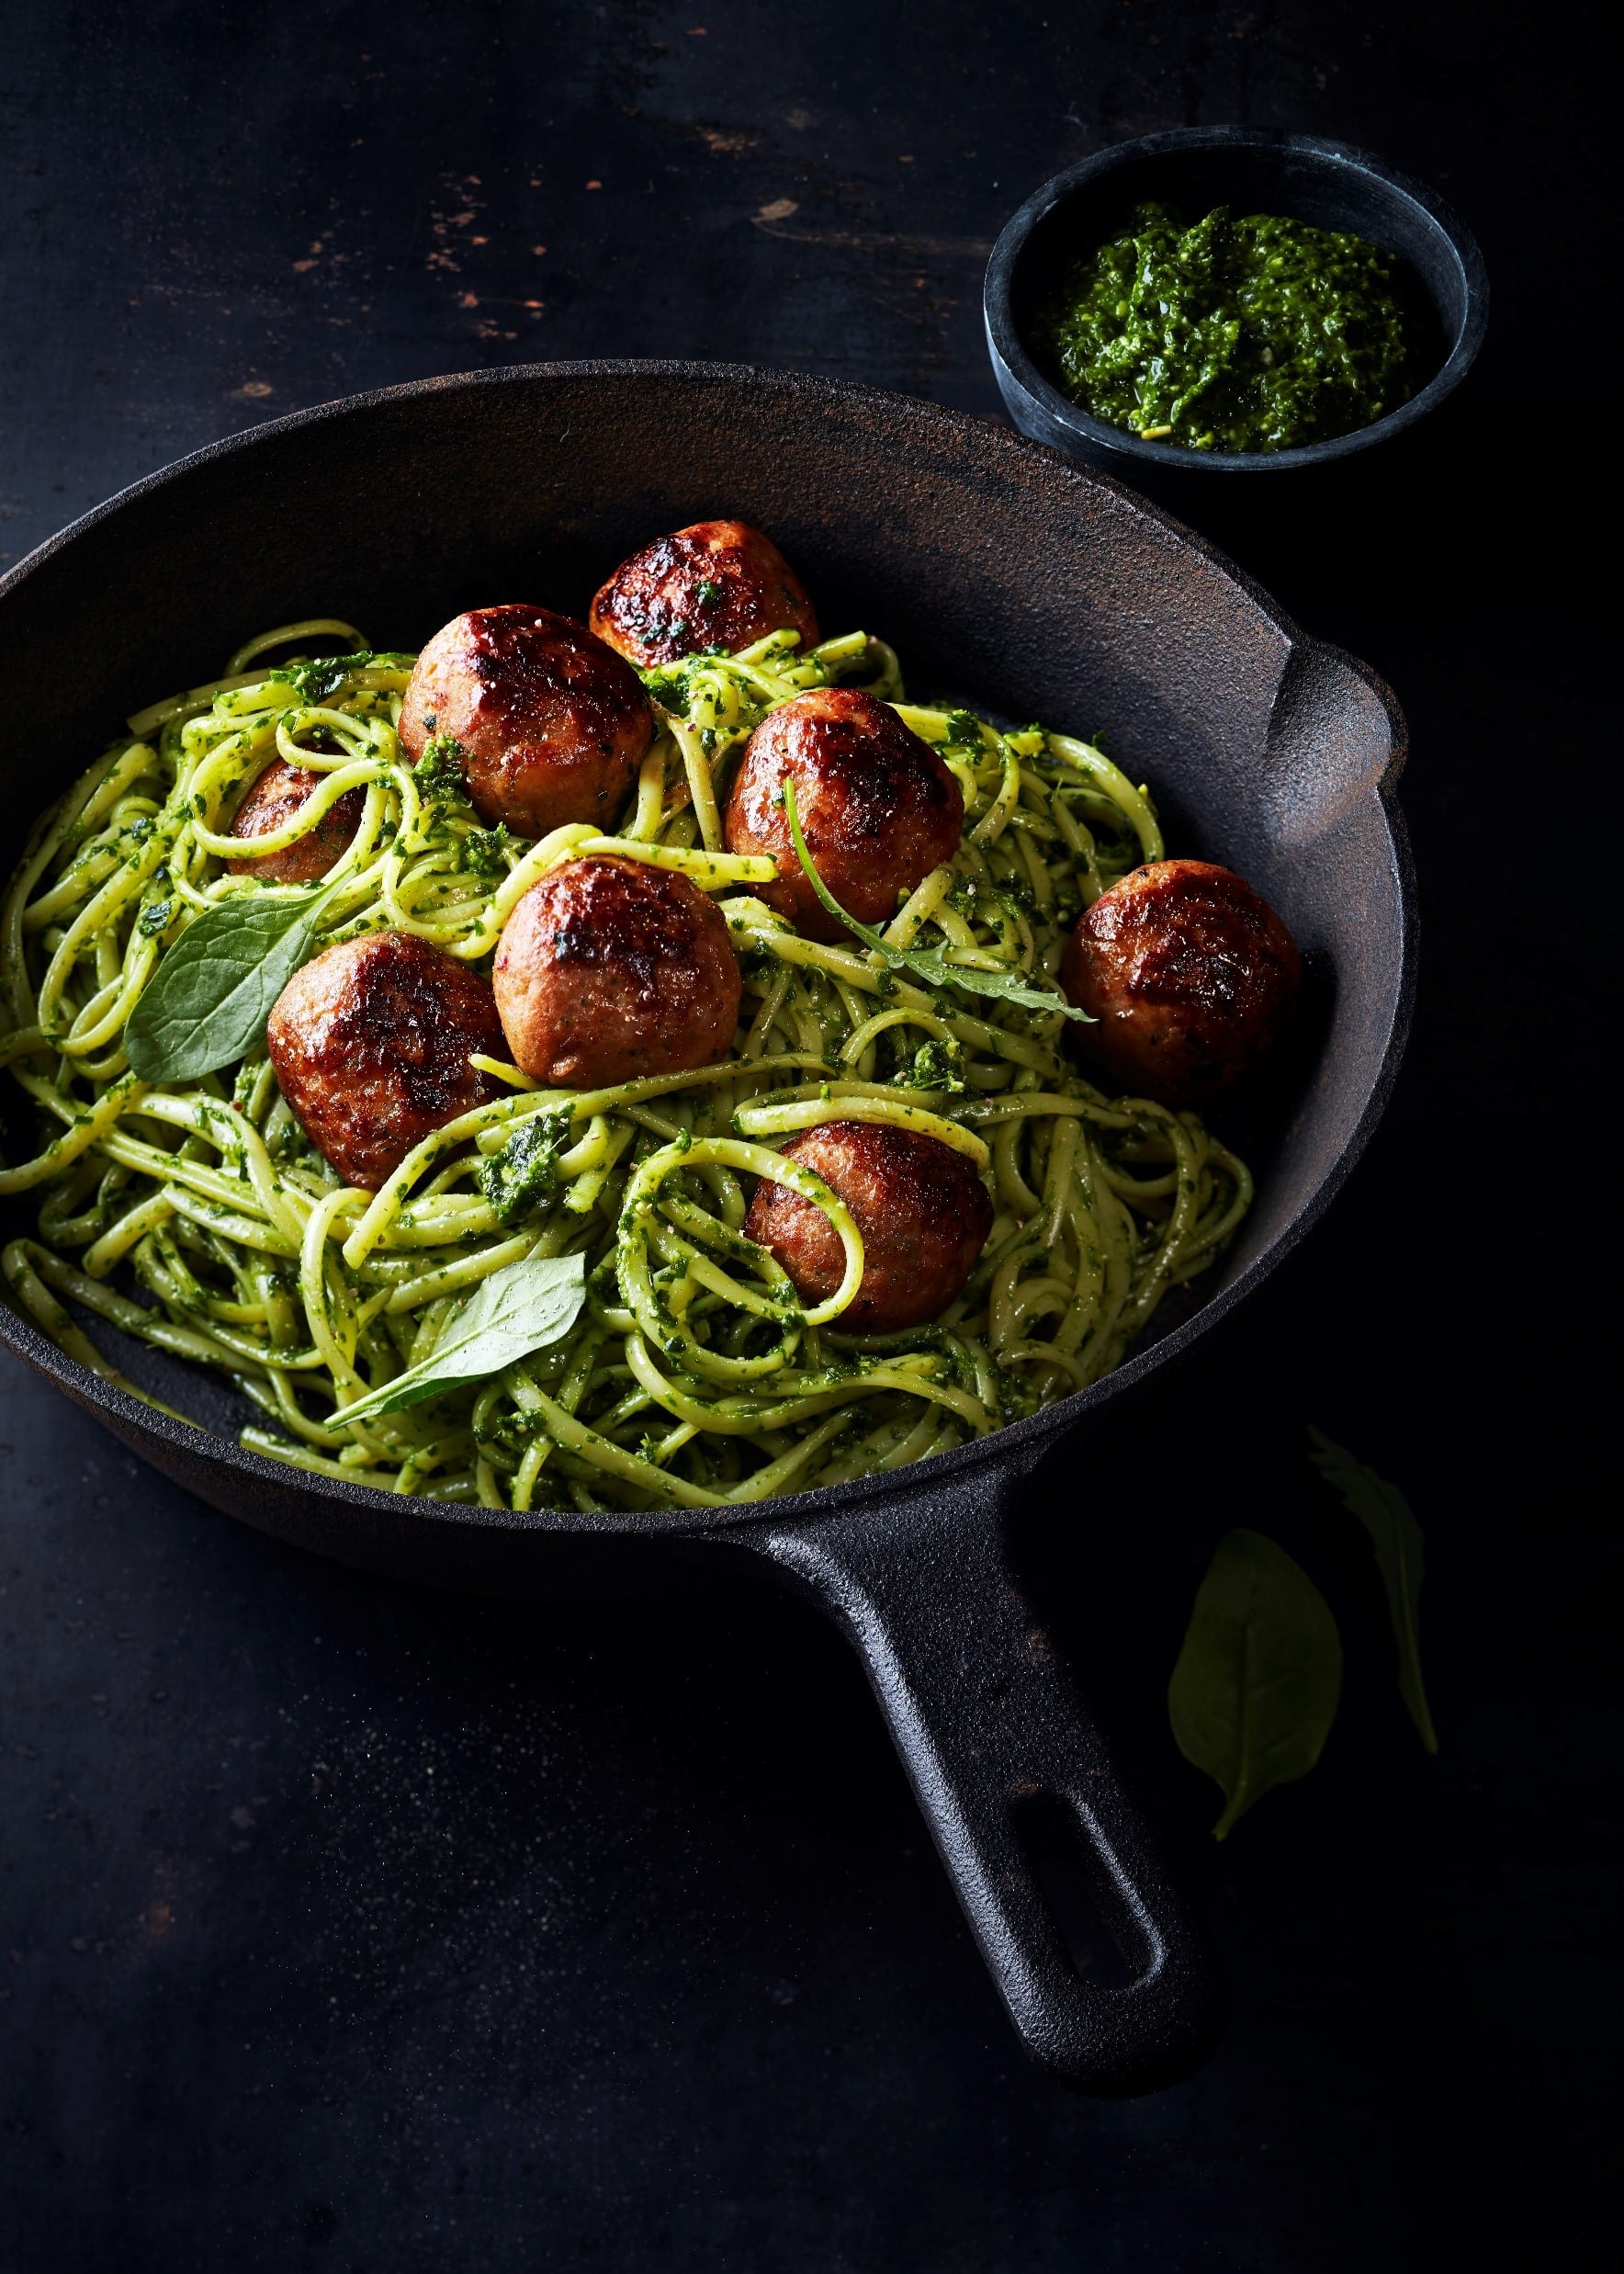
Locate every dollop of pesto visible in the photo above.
<box><xmin>1036</xmin><ymin>203</ymin><xmax>1417</xmax><ymax>454</ymax></box>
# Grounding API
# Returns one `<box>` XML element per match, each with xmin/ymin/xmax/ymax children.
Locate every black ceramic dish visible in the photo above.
<box><xmin>985</xmin><ymin>128</ymin><xmax>1487</xmax><ymax>502</ymax></box>
<box><xmin>0</xmin><ymin>364</ymin><xmax>1415</xmax><ymax>2093</ymax></box>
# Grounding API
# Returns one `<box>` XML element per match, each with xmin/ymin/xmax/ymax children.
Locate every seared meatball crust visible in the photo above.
<box><xmin>226</xmin><ymin>758</ymin><xmax>365</xmax><ymax>884</ymax></box>
<box><xmin>589</xmin><ymin>519</ymin><xmax>819</xmax><ymax>669</ymax></box>
<box><xmin>724</xmin><ymin>687</ymin><xmax>963</xmax><ymax>945</ymax></box>
<box><xmin>1059</xmin><ymin>858</ymin><xmax>1302</xmax><ymax>1106</ymax></box>
<box><xmin>743</xmin><ymin>1121</ymin><xmax>993</xmax><ymax>1335</ymax></box>
<box><xmin>493</xmin><ymin>854</ymin><xmax>741</xmax><ymax>1090</ymax></box>
<box><xmin>399</xmin><ymin>604</ymin><xmax>654</xmax><ymax>838</ymax></box>
<box><xmin>266</xmin><ymin>931</ymin><xmax>504</xmax><ymax>1191</ymax></box>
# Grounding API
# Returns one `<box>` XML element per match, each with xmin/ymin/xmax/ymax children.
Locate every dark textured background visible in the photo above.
<box><xmin>1</xmin><ymin>5</ymin><xmax>1616</xmax><ymax>2269</ymax></box>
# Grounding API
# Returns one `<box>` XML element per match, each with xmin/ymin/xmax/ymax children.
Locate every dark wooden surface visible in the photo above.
<box><xmin>1</xmin><ymin>5</ymin><xmax>1615</xmax><ymax>2268</ymax></box>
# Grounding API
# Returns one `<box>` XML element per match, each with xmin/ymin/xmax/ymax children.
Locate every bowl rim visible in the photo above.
<box><xmin>0</xmin><ymin>359</ymin><xmax>1417</xmax><ymax>1541</ymax></box>
<box><xmin>984</xmin><ymin>125</ymin><xmax>1490</xmax><ymax>474</ymax></box>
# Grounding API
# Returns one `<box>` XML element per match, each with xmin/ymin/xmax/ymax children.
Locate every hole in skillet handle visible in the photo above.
<box><xmin>1013</xmin><ymin>1791</ymin><xmax>1151</xmax><ymax>1994</ymax></box>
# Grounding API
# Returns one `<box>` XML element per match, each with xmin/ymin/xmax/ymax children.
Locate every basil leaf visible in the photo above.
<box><xmin>125</xmin><ymin>881</ymin><xmax>341</xmax><ymax>1083</ymax></box>
<box><xmin>1168</xmin><ymin>1527</ymin><xmax>1343</xmax><ymax>1840</ymax></box>
<box><xmin>877</xmin><ymin>938</ymin><xmax>1095</xmax><ymax>1020</ymax></box>
<box><xmin>780</xmin><ymin>779</ymin><xmax>1090</xmax><ymax>1023</ymax></box>
<box><xmin>1308</xmin><ymin>1426</ymin><xmax>1438</xmax><ymax>1753</ymax></box>
<box><xmin>330</xmin><ymin>1252</ymin><xmax>586</xmax><ymax>1425</ymax></box>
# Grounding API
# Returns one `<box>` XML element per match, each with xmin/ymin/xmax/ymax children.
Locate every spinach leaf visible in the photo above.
<box><xmin>1309</xmin><ymin>1426</ymin><xmax>1438</xmax><ymax>1753</ymax></box>
<box><xmin>477</xmin><ymin>1114</ymin><xmax>567</xmax><ymax>1224</ymax></box>
<box><xmin>332</xmin><ymin>1251</ymin><xmax>586</xmax><ymax>1424</ymax></box>
<box><xmin>1168</xmin><ymin>1527</ymin><xmax>1343</xmax><ymax>1840</ymax></box>
<box><xmin>125</xmin><ymin>881</ymin><xmax>341</xmax><ymax>1083</ymax></box>
<box><xmin>781</xmin><ymin>780</ymin><xmax>1091</xmax><ymax>1023</ymax></box>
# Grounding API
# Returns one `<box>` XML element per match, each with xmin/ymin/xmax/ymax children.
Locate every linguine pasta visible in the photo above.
<box><xmin>0</xmin><ymin>617</ymin><xmax>1252</xmax><ymax>1510</ymax></box>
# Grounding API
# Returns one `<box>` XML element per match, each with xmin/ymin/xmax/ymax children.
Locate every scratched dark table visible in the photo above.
<box><xmin>1</xmin><ymin>5</ymin><xmax>1616</xmax><ymax>2269</ymax></box>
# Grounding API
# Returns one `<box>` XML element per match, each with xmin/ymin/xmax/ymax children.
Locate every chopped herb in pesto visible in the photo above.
<box><xmin>892</xmin><ymin>1036</ymin><xmax>966</xmax><ymax>1094</ymax></box>
<box><xmin>298</xmin><ymin>657</ymin><xmax>358</xmax><ymax>704</ymax></box>
<box><xmin>463</xmin><ymin>822</ymin><xmax>515</xmax><ymax>880</ymax></box>
<box><xmin>1036</xmin><ymin>202</ymin><xmax>1417</xmax><ymax>454</ymax></box>
<box><xmin>414</xmin><ymin>733</ymin><xmax>469</xmax><ymax>808</ymax></box>
<box><xmin>477</xmin><ymin>1113</ymin><xmax>566</xmax><ymax>1224</ymax></box>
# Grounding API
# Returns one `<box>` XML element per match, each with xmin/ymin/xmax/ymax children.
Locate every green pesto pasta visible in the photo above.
<box><xmin>0</xmin><ymin>615</ymin><xmax>1252</xmax><ymax>1512</ymax></box>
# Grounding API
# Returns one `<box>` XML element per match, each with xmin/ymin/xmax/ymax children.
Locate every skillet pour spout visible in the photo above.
<box><xmin>0</xmin><ymin>362</ymin><xmax>1415</xmax><ymax>2092</ymax></box>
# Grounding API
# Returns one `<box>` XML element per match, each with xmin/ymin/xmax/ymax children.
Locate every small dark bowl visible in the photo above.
<box><xmin>985</xmin><ymin>128</ymin><xmax>1487</xmax><ymax>492</ymax></box>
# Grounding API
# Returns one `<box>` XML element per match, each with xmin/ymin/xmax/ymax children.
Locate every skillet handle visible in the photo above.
<box><xmin>738</xmin><ymin>1458</ymin><xmax>1227</xmax><ymax>2092</ymax></box>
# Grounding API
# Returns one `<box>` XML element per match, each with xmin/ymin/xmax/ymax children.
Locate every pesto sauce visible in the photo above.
<box><xmin>1036</xmin><ymin>203</ymin><xmax>1416</xmax><ymax>454</ymax></box>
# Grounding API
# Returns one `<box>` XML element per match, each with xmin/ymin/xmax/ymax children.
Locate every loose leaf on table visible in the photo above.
<box><xmin>126</xmin><ymin>881</ymin><xmax>341</xmax><ymax>1082</ymax></box>
<box><xmin>1168</xmin><ymin>1527</ymin><xmax>1343</xmax><ymax>1841</ymax></box>
<box><xmin>331</xmin><ymin>1252</ymin><xmax>586</xmax><ymax>1424</ymax></box>
<box><xmin>781</xmin><ymin>779</ymin><xmax>1091</xmax><ymax>1023</ymax></box>
<box><xmin>1309</xmin><ymin>1425</ymin><xmax>1438</xmax><ymax>1753</ymax></box>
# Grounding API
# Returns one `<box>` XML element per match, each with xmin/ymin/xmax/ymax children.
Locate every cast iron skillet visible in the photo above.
<box><xmin>0</xmin><ymin>364</ymin><xmax>1415</xmax><ymax>2093</ymax></box>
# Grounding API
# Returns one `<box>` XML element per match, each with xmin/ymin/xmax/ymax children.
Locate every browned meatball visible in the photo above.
<box><xmin>724</xmin><ymin>688</ymin><xmax>963</xmax><ymax>945</ymax></box>
<box><xmin>399</xmin><ymin>605</ymin><xmax>654</xmax><ymax>838</ymax></box>
<box><xmin>493</xmin><ymin>854</ymin><xmax>740</xmax><ymax>1089</ymax></box>
<box><xmin>266</xmin><ymin>931</ymin><xmax>504</xmax><ymax>1190</ymax></box>
<box><xmin>589</xmin><ymin>519</ymin><xmax>819</xmax><ymax>669</ymax></box>
<box><xmin>225</xmin><ymin>758</ymin><xmax>366</xmax><ymax>883</ymax></box>
<box><xmin>1059</xmin><ymin>859</ymin><xmax>1302</xmax><ymax>1106</ymax></box>
<box><xmin>743</xmin><ymin>1121</ymin><xmax>992</xmax><ymax>1334</ymax></box>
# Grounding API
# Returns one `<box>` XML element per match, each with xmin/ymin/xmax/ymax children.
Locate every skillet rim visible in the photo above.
<box><xmin>0</xmin><ymin>359</ymin><xmax>1417</xmax><ymax>1542</ymax></box>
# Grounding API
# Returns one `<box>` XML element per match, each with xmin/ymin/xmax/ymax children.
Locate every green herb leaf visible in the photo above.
<box><xmin>477</xmin><ymin>1114</ymin><xmax>566</xmax><ymax>1224</ymax></box>
<box><xmin>781</xmin><ymin>779</ymin><xmax>1090</xmax><ymax>1023</ymax></box>
<box><xmin>1168</xmin><ymin>1527</ymin><xmax>1343</xmax><ymax>1840</ymax></box>
<box><xmin>331</xmin><ymin>1252</ymin><xmax>587</xmax><ymax>1424</ymax></box>
<box><xmin>1308</xmin><ymin>1426</ymin><xmax>1438</xmax><ymax>1753</ymax></box>
<box><xmin>125</xmin><ymin>881</ymin><xmax>341</xmax><ymax>1083</ymax></box>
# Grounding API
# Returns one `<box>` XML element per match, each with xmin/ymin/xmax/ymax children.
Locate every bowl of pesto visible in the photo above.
<box><xmin>985</xmin><ymin>129</ymin><xmax>1486</xmax><ymax>481</ymax></box>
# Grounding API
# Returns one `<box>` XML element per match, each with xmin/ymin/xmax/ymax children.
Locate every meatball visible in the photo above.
<box><xmin>1059</xmin><ymin>859</ymin><xmax>1302</xmax><ymax>1105</ymax></box>
<box><xmin>399</xmin><ymin>604</ymin><xmax>654</xmax><ymax>838</ymax></box>
<box><xmin>724</xmin><ymin>688</ymin><xmax>963</xmax><ymax>945</ymax></box>
<box><xmin>743</xmin><ymin>1121</ymin><xmax>992</xmax><ymax>1334</ymax></box>
<box><xmin>266</xmin><ymin>930</ymin><xmax>504</xmax><ymax>1190</ymax></box>
<box><xmin>589</xmin><ymin>519</ymin><xmax>819</xmax><ymax>669</ymax></box>
<box><xmin>226</xmin><ymin>758</ymin><xmax>365</xmax><ymax>883</ymax></box>
<box><xmin>493</xmin><ymin>854</ymin><xmax>740</xmax><ymax>1089</ymax></box>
